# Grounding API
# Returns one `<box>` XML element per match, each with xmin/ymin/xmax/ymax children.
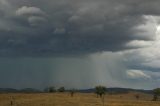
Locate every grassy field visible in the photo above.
<box><xmin>0</xmin><ymin>92</ymin><xmax>160</xmax><ymax>106</ymax></box>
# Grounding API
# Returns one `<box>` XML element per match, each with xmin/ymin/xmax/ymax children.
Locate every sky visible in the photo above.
<box><xmin>0</xmin><ymin>0</ymin><xmax>160</xmax><ymax>90</ymax></box>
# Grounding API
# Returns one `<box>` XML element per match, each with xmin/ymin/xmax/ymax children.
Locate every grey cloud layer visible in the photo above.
<box><xmin>1</xmin><ymin>0</ymin><xmax>160</xmax><ymax>89</ymax></box>
<box><xmin>0</xmin><ymin>0</ymin><xmax>159</xmax><ymax>56</ymax></box>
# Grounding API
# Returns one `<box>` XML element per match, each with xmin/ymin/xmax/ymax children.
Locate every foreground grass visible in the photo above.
<box><xmin>0</xmin><ymin>92</ymin><xmax>160</xmax><ymax>106</ymax></box>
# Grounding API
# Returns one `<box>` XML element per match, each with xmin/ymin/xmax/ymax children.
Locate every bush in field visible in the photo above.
<box><xmin>69</xmin><ymin>89</ymin><xmax>76</xmax><ymax>97</ymax></box>
<box><xmin>58</xmin><ymin>87</ymin><xmax>65</xmax><ymax>92</ymax></box>
<box><xmin>44</xmin><ymin>87</ymin><xmax>56</xmax><ymax>93</ymax></box>
<box><xmin>135</xmin><ymin>94</ymin><xmax>140</xmax><ymax>100</ymax></box>
<box><xmin>95</xmin><ymin>86</ymin><xmax>107</xmax><ymax>106</ymax></box>
<box><xmin>10</xmin><ymin>96</ymin><xmax>16</xmax><ymax>106</ymax></box>
<box><xmin>49</xmin><ymin>87</ymin><xmax>56</xmax><ymax>92</ymax></box>
<box><xmin>153</xmin><ymin>88</ymin><xmax>160</xmax><ymax>101</ymax></box>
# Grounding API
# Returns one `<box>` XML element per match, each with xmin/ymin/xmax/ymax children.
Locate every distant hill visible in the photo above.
<box><xmin>0</xmin><ymin>88</ymin><xmax>41</xmax><ymax>93</ymax></box>
<box><xmin>107</xmin><ymin>88</ymin><xmax>152</xmax><ymax>94</ymax></box>
<box><xmin>0</xmin><ymin>88</ymin><xmax>18</xmax><ymax>93</ymax></box>
<box><xmin>20</xmin><ymin>88</ymin><xmax>41</xmax><ymax>93</ymax></box>
<box><xmin>0</xmin><ymin>87</ymin><xmax>153</xmax><ymax>94</ymax></box>
<box><xmin>79</xmin><ymin>88</ymin><xmax>153</xmax><ymax>94</ymax></box>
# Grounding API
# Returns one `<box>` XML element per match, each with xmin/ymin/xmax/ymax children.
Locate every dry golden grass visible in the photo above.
<box><xmin>0</xmin><ymin>92</ymin><xmax>160</xmax><ymax>106</ymax></box>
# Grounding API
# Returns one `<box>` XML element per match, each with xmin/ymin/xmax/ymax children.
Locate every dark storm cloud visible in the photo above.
<box><xmin>0</xmin><ymin>0</ymin><xmax>159</xmax><ymax>56</ymax></box>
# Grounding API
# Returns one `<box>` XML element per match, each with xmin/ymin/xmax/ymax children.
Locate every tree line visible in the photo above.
<box><xmin>44</xmin><ymin>86</ymin><xmax>160</xmax><ymax>101</ymax></box>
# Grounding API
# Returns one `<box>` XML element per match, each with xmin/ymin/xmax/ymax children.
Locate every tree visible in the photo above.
<box><xmin>44</xmin><ymin>87</ymin><xmax>56</xmax><ymax>93</ymax></box>
<box><xmin>153</xmin><ymin>88</ymin><xmax>160</xmax><ymax>101</ymax></box>
<box><xmin>69</xmin><ymin>89</ymin><xmax>76</xmax><ymax>97</ymax></box>
<box><xmin>95</xmin><ymin>86</ymin><xmax>106</xmax><ymax>98</ymax></box>
<box><xmin>58</xmin><ymin>87</ymin><xmax>65</xmax><ymax>92</ymax></box>
<box><xmin>49</xmin><ymin>87</ymin><xmax>56</xmax><ymax>93</ymax></box>
<box><xmin>95</xmin><ymin>86</ymin><xmax>107</xmax><ymax>106</ymax></box>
